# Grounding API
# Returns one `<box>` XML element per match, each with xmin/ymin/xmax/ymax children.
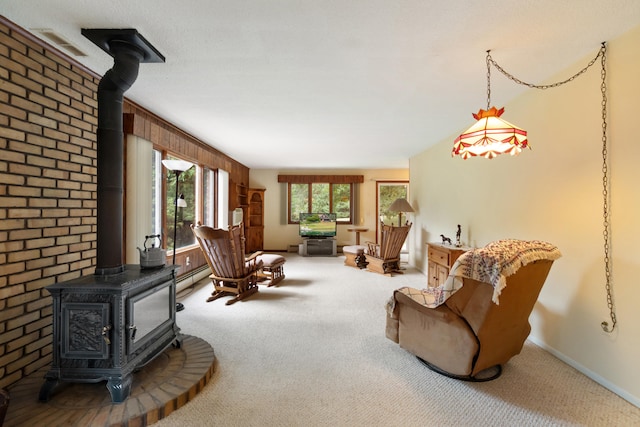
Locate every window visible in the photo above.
<box><xmin>288</xmin><ymin>182</ymin><xmax>354</xmax><ymax>224</ymax></box>
<box><xmin>152</xmin><ymin>150</ymin><xmax>218</xmax><ymax>255</ymax></box>
<box><xmin>165</xmin><ymin>155</ymin><xmax>196</xmax><ymax>252</ymax></box>
<box><xmin>279</xmin><ymin>174</ymin><xmax>362</xmax><ymax>225</ymax></box>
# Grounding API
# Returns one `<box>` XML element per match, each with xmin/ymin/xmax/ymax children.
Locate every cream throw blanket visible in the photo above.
<box><xmin>390</xmin><ymin>239</ymin><xmax>561</xmax><ymax>312</ymax></box>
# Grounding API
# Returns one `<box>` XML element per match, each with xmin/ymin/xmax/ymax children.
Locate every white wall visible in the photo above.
<box><xmin>410</xmin><ymin>25</ymin><xmax>640</xmax><ymax>406</ymax></box>
<box><xmin>248</xmin><ymin>169</ymin><xmax>409</xmax><ymax>251</ymax></box>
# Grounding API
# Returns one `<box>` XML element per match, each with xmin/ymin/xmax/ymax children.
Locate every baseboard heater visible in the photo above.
<box><xmin>176</xmin><ymin>266</ymin><xmax>211</xmax><ymax>294</ymax></box>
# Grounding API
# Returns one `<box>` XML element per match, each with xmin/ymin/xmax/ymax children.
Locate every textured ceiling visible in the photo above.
<box><xmin>3</xmin><ymin>1</ymin><xmax>640</xmax><ymax>169</ymax></box>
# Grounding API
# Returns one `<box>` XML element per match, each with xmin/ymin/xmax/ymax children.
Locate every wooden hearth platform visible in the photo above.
<box><xmin>4</xmin><ymin>335</ymin><xmax>215</xmax><ymax>427</ymax></box>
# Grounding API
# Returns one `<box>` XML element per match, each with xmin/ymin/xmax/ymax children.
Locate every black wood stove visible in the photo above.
<box><xmin>39</xmin><ymin>29</ymin><xmax>181</xmax><ymax>404</ymax></box>
<box><xmin>39</xmin><ymin>265</ymin><xmax>179</xmax><ymax>403</ymax></box>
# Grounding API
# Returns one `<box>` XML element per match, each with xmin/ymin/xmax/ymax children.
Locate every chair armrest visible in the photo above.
<box><xmin>393</xmin><ymin>289</ymin><xmax>453</xmax><ymax>320</ymax></box>
<box><xmin>246</xmin><ymin>251</ymin><xmax>263</xmax><ymax>262</ymax></box>
<box><xmin>365</xmin><ymin>241</ymin><xmax>380</xmax><ymax>257</ymax></box>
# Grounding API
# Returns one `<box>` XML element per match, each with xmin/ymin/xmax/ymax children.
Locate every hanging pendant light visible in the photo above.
<box><xmin>452</xmin><ymin>106</ymin><xmax>528</xmax><ymax>159</ymax></box>
<box><xmin>452</xmin><ymin>51</ymin><xmax>529</xmax><ymax>159</ymax></box>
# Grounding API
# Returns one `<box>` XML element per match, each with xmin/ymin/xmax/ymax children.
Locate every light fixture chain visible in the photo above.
<box><xmin>599</xmin><ymin>43</ymin><xmax>616</xmax><ymax>333</ymax></box>
<box><xmin>487</xmin><ymin>43</ymin><xmax>616</xmax><ymax>331</ymax></box>
<box><xmin>487</xmin><ymin>45</ymin><xmax>606</xmax><ymax>90</ymax></box>
<box><xmin>486</xmin><ymin>50</ymin><xmax>492</xmax><ymax>109</ymax></box>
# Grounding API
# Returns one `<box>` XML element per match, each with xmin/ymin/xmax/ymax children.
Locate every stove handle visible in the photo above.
<box><xmin>129</xmin><ymin>325</ymin><xmax>137</xmax><ymax>341</ymax></box>
<box><xmin>102</xmin><ymin>325</ymin><xmax>112</xmax><ymax>345</ymax></box>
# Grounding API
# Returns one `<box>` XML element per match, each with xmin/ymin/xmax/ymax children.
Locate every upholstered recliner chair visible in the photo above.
<box><xmin>386</xmin><ymin>239</ymin><xmax>561</xmax><ymax>381</ymax></box>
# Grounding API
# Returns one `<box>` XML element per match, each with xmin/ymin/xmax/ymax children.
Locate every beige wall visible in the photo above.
<box><xmin>248</xmin><ymin>169</ymin><xmax>409</xmax><ymax>251</ymax></box>
<box><xmin>410</xmin><ymin>25</ymin><xmax>640</xmax><ymax>406</ymax></box>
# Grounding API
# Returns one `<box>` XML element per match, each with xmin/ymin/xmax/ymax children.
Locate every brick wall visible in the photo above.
<box><xmin>0</xmin><ymin>17</ymin><xmax>251</xmax><ymax>390</ymax></box>
<box><xmin>0</xmin><ymin>19</ymin><xmax>100</xmax><ymax>388</ymax></box>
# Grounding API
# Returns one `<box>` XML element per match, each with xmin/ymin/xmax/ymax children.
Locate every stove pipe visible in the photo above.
<box><xmin>82</xmin><ymin>29</ymin><xmax>165</xmax><ymax>276</ymax></box>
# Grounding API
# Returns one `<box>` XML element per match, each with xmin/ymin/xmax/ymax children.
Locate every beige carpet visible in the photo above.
<box><xmin>155</xmin><ymin>254</ymin><xmax>639</xmax><ymax>426</ymax></box>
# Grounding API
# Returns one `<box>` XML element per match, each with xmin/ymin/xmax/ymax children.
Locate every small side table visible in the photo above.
<box><xmin>347</xmin><ymin>227</ymin><xmax>368</xmax><ymax>245</ymax></box>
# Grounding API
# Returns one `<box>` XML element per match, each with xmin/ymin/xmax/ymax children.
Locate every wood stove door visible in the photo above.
<box><xmin>127</xmin><ymin>278</ymin><xmax>174</xmax><ymax>355</ymax></box>
<box><xmin>61</xmin><ymin>302</ymin><xmax>111</xmax><ymax>359</ymax></box>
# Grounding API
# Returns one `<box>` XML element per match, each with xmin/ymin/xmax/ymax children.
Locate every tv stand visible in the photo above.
<box><xmin>299</xmin><ymin>238</ymin><xmax>337</xmax><ymax>257</ymax></box>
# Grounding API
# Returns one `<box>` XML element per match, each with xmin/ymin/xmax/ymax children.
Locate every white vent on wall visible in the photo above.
<box><xmin>31</xmin><ymin>28</ymin><xmax>88</xmax><ymax>57</ymax></box>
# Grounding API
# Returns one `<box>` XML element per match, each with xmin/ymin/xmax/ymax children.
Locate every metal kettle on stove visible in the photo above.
<box><xmin>137</xmin><ymin>234</ymin><xmax>166</xmax><ymax>269</ymax></box>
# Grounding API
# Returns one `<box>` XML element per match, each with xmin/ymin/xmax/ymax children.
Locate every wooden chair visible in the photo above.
<box><xmin>365</xmin><ymin>221</ymin><xmax>412</xmax><ymax>276</ymax></box>
<box><xmin>191</xmin><ymin>222</ymin><xmax>263</xmax><ymax>305</ymax></box>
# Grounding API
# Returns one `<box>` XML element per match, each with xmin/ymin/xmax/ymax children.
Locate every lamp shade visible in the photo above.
<box><xmin>389</xmin><ymin>198</ymin><xmax>414</xmax><ymax>213</ymax></box>
<box><xmin>161</xmin><ymin>159</ymin><xmax>194</xmax><ymax>172</ymax></box>
<box><xmin>452</xmin><ymin>107</ymin><xmax>528</xmax><ymax>159</ymax></box>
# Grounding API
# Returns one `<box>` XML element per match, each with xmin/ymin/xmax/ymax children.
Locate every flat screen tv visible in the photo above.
<box><xmin>299</xmin><ymin>213</ymin><xmax>337</xmax><ymax>238</ymax></box>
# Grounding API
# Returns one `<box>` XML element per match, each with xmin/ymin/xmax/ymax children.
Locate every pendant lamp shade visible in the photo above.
<box><xmin>452</xmin><ymin>107</ymin><xmax>528</xmax><ymax>159</ymax></box>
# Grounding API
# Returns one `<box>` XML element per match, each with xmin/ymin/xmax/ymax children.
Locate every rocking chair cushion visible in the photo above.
<box><xmin>256</xmin><ymin>253</ymin><xmax>286</xmax><ymax>287</ymax></box>
<box><xmin>343</xmin><ymin>245</ymin><xmax>365</xmax><ymax>255</ymax></box>
<box><xmin>257</xmin><ymin>253</ymin><xmax>285</xmax><ymax>268</ymax></box>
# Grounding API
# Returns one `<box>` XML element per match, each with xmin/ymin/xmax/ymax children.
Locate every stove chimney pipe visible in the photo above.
<box><xmin>82</xmin><ymin>29</ymin><xmax>165</xmax><ymax>276</ymax></box>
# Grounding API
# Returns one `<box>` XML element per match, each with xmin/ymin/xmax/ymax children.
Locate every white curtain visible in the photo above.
<box><xmin>124</xmin><ymin>135</ymin><xmax>155</xmax><ymax>263</ymax></box>
<box><xmin>217</xmin><ymin>169</ymin><xmax>229</xmax><ymax>228</ymax></box>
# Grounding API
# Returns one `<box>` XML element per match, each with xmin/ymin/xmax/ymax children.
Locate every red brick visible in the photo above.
<box><xmin>42</xmin><ymin>148</ymin><xmax>69</xmax><ymax>161</ymax></box>
<box><xmin>25</xmin><ymin>237</ymin><xmax>55</xmax><ymax>249</ymax></box>
<box><xmin>0</xmin><ymin>283</ymin><xmax>25</xmax><ymax>299</ymax></box>
<box><xmin>26</xmin><ymin>176</ymin><xmax>56</xmax><ymax>188</ymax></box>
<box><xmin>9</xmin><ymin>228</ymin><xmax>42</xmax><ymax>240</ymax></box>
<box><xmin>26</xmin><ymin>133</ymin><xmax>56</xmax><ymax>149</ymax></box>
<box><xmin>11</xmin><ymin>95</ymin><xmax>43</xmax><ymax>114</ymax></box>
<box><xmin>28</xmin><ymin>112</ymin><xmax>57</xmax><ymax>129</ymax></box>
<box><xmin>7</xmin><ymin>249</ymin><xmax>40</xmax><ymax>262</ymax></box>
<box><xmin>0</xmin><ymin>126</ymin><xmax>25</xmax><ymax>140</ymax></box>
<box><xmin>29</xmin><ymin>198</ymin><xmax>56</xmax><ymax>208</ymax></box>
<box><xmin>43</xmin><ymin>86</ymin><xmax>70</xmax><ymax>105</ymax></box>
<box><xmin>0</xmin><ymin>100</ymin><xmax>28</xmax><ymax>119</ymax></box>
<box><xmin>0</xmin><ymin>31</ymin><xmax>27</xmax><ymax>54</ymax></box>
<box><xmin>7</xmin><ymin>349</ymin><xmax>39</xmax><ymax>372</ymax></box>
<box><xmin>27</xmin><ymin>218</ymin><xmax>54</xmax><ymax>228</ymax></box>
<box><xmin>9</xmin><ymin>162</ymin><xmax>41</xmax><ymax>177</ymax></box>
<box><xmin>26</xmin><ymin>256</ymin><xmax>55</xmax><ymax>270</ymax></box>
<box><xmin>0</xmin><ymin>327</ymin><xmax>23</xmax><ymax>345</ymax></box>
<box><xmin>10</xmin><ymin>72</ymin><xmax>44</xmax><ymax>94</ymax></box>
<box><xmin>28</xmin><ymin>91</ymin><xmax>57</xmax><ymax>109</ymax></box>
<box><xmin>24</xmin><ymin>155</ymin><xmax>55</xmax><ymax>169</ymax></box>
<box><xmin>0</xmin><ymin>79</ymin><xmax>27</xmax><ymax>97</ymax></box>
<box><xmin>5</xmin><ymin>331</ymin><xmax>39</xmax><ymax>352</ymax></box>
<box><xmin>9</xmin><ymin>140</ymin><xmax>41</xmax><ymax>155</ymax></box>
<box><xmin>0</xmin><ymin>218</ymin><xmax>25</xmax><ymax>231</ymax></box>
<box><xmin>0</xmin><ymin>239</ymin><xmax>23</xmax><ymax>252</ymax></box>
<box><xmin>8</xmin><ymin>269</ymin><xmax>42</xmax><ymax>286</ymax></box>
<box><xmin>0</xmin><ymin>194</ymin><xmax>27</xmax><ymax>206</ymax></box>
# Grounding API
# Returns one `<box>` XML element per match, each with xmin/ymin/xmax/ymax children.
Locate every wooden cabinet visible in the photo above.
<box><xmin>245</xmin><ymin>188</ymin><xmax>265</xmax><ymax>252</ymax></box>
<box><xmin>427</xmin><ymin>243</ymin><xmax>469</xmax><ymax>288</ymax></box>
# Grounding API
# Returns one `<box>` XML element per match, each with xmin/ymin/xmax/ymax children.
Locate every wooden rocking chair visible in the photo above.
<box><xmin>191</xmin><ymin>222</ymin><xmax>263</xmax><ymax>305</ymax></box>
<box><xmin>365</xmin><ymin>221</ymin><xmax>412</xmax><ymax>276</ymax></box>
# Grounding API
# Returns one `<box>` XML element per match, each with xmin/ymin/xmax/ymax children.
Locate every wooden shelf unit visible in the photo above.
<box><xmin>245</xmin><ymin>188</ymin><xmax>265</xmax><ymax>252</ymax></box>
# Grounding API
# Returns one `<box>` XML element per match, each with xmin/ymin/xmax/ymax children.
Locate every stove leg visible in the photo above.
<box><xmin>38</xmin><ymin>376</ymin><xmax>59</xmax><ymax>402</ymax></box>
<box><xmin>107</xmin><ymin>375</ymin><xmax>132</xmax><ymax>403</ymax></box>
